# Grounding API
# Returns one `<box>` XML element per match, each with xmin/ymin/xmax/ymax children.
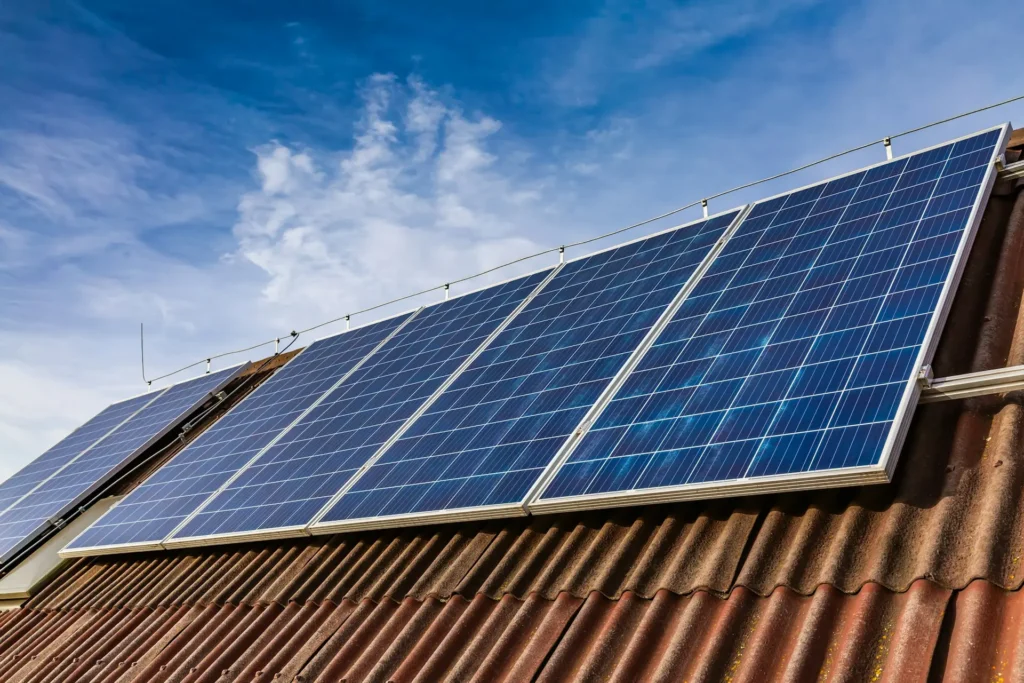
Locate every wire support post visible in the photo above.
<box><xmin>345</xmin><ymin>315</ymin><xmax>351</xmax><ymax>331</ymax></box>
<box><xmin>444</xmin><ymin>283</ymin><xmax>450</xmax><ymax>301</ymax></box>
<box><xmin>701</xmin><ymin>198</ymin><xmax>709</xmax><ymax>218</ymax></box>
<box><xmin>559</xmin><ymin>246</ymin><xmax>565</xmax><ymax>264</ymax></box>
<box><xmin>884</xmin><ymin>137</ymin><xmax>893</xmax><ymax>160</ymax></box>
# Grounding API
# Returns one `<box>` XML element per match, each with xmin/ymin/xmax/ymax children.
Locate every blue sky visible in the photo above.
<box><xmin>1</xmin><ymin>0</ymin><xmax>1023</xmax><ymax>478</ymax></box>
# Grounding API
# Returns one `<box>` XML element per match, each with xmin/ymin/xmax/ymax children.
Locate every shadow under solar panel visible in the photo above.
<box><xmin>531</xmin><ymin>124</ymin><xmax>1009</xmax><ymax>514</ymax></box>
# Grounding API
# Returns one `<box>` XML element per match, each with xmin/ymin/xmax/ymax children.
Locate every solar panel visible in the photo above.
<box><xmin>531</xmin><ymin>125</ymin><xmax>1008</xmax><ymax>513</ymax></box>
<box><xmin>312</xmin><ymin>210</ymin><xmax>741</xmax><ymax>532</ymax></box>
<box><xmin>0</xmin><ymin>394</ymin><xmax>155</xmax><ymax>521</ymax></box>
<box><xmin>0</xmin><ymin>367</ymin><xmax>241</xmax><ymax>563</ymax></box>
<box><xmin>61</xmin><ymin>314</ymin><xmax>411</xmax><ymax>556</ymax></box>
<box><xmin>166</xmin><ymin>269</ymin><xmax>552</xmax><ymax>546</ymax></box>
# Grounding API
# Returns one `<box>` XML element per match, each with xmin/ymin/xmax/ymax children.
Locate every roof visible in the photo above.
<box><xmin>1</xmin><ymin>139</ymin><xmax>1024</xmax><ymax>681</ymax></box>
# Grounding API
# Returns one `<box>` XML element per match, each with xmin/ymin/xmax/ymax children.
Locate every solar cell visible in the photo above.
<box><xmin>0</xmin><ymin>367</ymin><xmax>241</xmax><ymax>563</ymax></box>
<box><xmin>61</xmin><ymin>314</ymin><xmax>411</xmax><ymax>556</ymax></box>
<box><xmin>313</xmin><ymin>210</ymin><xmax>741</xmax><ymax>532</ymax></box>
<box><xmin>532</xmin><ymin>125</ymin><xmax>1008</xmax><ymax>513</ymax></box>
<box><xmin>167</xmin><ymin>269</ymin><xmax>552</xmax><ymax>545</ymax></box>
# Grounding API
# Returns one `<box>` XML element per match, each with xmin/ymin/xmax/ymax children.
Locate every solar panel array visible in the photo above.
<box><xmin>56</xmin><ymin>124</ymin><xmax>1006</xmax><ymax>558</ymax></box>
<box><xmin>534</xmin><ymin>127</ymin><xmax>1004</xmax><ymax>510</ymax></box>
<box><xmin>315</xmin><ymin>212</ymin><xmax>739</xmax><ymax>530</ymax></box>
<box><xmin>0</xmin><ymin>367</ymin><xmax>240</xmax><ymax>562</ymax></box>
<box><xmin>168</xmin><ymin>270</ymin><xmax>550</xmax><ymax>543</ymax></box>
<box><xmin>62</xmin><ymin>315</ymin><xmax>411</xmax><ymax>553</ymax></box>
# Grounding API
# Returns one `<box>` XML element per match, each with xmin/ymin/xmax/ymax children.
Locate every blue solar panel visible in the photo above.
<box><xmin>62</xmin><ymin>314</ymin><xmax>410</xmax><ymax>554</ymax></box>
<box><xmin>168</xmin><ymin>270</ymin><xmax>550</xmax><ymax>543</ymax></box>
<box><xmin>0</xmin><ymin>394</ymin><xmax>155</xmax><ymax>535</ymax></box>
<box><xmin>315</xmin><ymin>211</ymin><xmax>740</xmax><ymax>529</ymax></box>
<box><xmin>0</xmin><ymin>368</ymin><xmax>238</xmax><ymax>562</ymax></box>
<box><xmin>534</xmin><ymin>127</ymin><xmax>1005</xmax><ymax>509</ymax></box>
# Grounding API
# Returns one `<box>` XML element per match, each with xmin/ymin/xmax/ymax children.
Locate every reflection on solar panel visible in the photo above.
<box><xmin>165</xmin><ymin>270</ymin><xmax>552</xmax><ymax>545</ymax></box>
<box><xmin>0</xmin><ymin>367</ymin><xmax>241</xmax><ymax>563</ymax></box>
<box><xmin>313</xmin><ymin>211</ymin><xmax>741</xmax><ymax>532</ymax></box>
<box><xmin>532</xmin><ymin>126</ymin><xmax>1007</xmax><ymax>513</ymax></box>
<box><xmin>61</xmin><ymin>314</ymin><xmax>411</xmax><ymax>555</ymax></box>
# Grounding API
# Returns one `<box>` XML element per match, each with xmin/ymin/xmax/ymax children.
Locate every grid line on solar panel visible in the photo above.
<box><xmin>310</xmin><ymin>209</ymin><xmax>743</xmax><ymax>532</ymax></box>
<box><xmin>0</xmin><ymin>367</ymin><xmax>241</xmax><ymax>562</ymax></box>
<box><xmin>61</xmin><ymin>313</ymin><xmax>413</xmax><ymax>556</ymax></box>
<box><xmin>166</xmin><ymin>268</ymin><xmax>554</xmax><ymax>545</ymax></box>
<box><xmin>532</xmin><ymin>125</ymin><xmax>1005</xmax><ymax>512</ymax></box>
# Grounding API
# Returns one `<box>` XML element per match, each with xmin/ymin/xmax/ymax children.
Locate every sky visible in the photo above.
<box><xmin>1</xmin><ymin>0</ymin><xmax>1023</xmax><ymax>479</ymax></box>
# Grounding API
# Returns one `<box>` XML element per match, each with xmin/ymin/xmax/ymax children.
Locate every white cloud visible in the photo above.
<box><xmin>233</xmin><ymin>75</ymin><xmax>549</xmax><ymax>322</ymax></box>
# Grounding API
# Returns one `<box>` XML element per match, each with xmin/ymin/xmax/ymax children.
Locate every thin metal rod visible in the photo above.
<box><xmin>140</xmin><ymin>323</ymin><xmax>150</xmax><ymax>386</ymax></box>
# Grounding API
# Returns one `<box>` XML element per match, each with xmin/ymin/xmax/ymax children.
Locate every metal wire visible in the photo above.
<box><xmin>140</xmin><ymin>93</ymin><xmax>1024</xmax><ymax>385</ymax></box>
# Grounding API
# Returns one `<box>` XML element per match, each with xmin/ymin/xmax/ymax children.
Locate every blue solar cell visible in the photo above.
<box><xmin>0</xmin><ymin>368</ymin><xmax>240</xmax><ymax>562</ymax></box>
<box><xmin>63</xmin><ymin>314</ymin><xmax>410</xmax><ymax>553</ymax></box>
<box><xmin>170</xmin><ymin>270</ymin><xmax>550</xmax><ymax>541</ymax></box>
<box><xmin>0</xmin><ymin>395</ymin><xmax>153</xmax><ymax>517</ymax></box>
<box><xmin>537</xmin><ymin>127</ymin><xmax>1003</xmax><ymax>506</ymax></box>
<box><xmin>317</xmin><ymin>211</ymin><xmax>740</xmax><ymax>527</ymax></box>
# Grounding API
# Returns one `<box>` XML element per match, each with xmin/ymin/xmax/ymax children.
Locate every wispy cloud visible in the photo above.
<box><xmin>547</xmin><ymin>0</ymin><xmax>820</xmax><ymax>106</ymax></box>
<box><xmin>233</xmin><ymin>74</ymin><xmax>550</xmax><ymax>321</ymax></box>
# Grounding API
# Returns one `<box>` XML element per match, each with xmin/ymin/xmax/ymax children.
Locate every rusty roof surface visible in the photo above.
<box><xmin>0</xmin><ymin>580</ymin><xmax>1022</xmax><ymax>681</ymax></box>
<box><xmin>2</xmin><ymin>145</ymin><xmax>1024</xmax><ymax>681</ymax></box>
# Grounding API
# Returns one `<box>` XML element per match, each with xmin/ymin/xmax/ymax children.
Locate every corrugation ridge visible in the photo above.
<box><xmin>90</xmin><ymin>605</ymin><xmax>186</xmax><ymax>683</ymax></box>
<box><xmin>239</xmin><ymin>601</ymin><xmax>334</xmax><ymax>682</ymax></box>
<box><xmin>154</xmin><ymin>604</ymin><xmax>247</xmax><ymax>682</ymax></box>
<box><xmin>178</xmin><ymin>602</ymin><xmax>271</xmax><ymax>683</ymax></box>
<box><xmin>264</xmin><ymin>543</ymin><xmax>325</xmax><ymax>605</ymax></box>
<box><xmin>46</xmin><ymin>607</ymin><xmax>156</xmax><ymax>682</ymax></box>
<box><xmin>244</xmin><ymin>545</ymin><xmax>306</xmax><ymax>605</ymax></box>
<box><xmin>218</xmin><ymin>547</ymin><xmax>278</xmax><ymax>605</ymax></box>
